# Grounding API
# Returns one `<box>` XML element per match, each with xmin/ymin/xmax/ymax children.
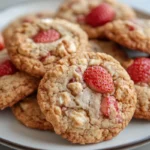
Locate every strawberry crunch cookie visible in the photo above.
<box><xmin>38</xmin><ymin>52</ymin><xmax>137</xmax><ymax>144</ymax></box>
<box><xmin>7</xmin><ymin>19</ymin><xmax>88</xmax><ymax>77</ymax></box>
<box><xmin>12</xmin><ymin>94</ymin><xmax>53</xmax><ymax>130</ymax></box>
<box><xmin>56</xmin><ymin>0</ymin><xmax>136</xmax><ymax>38</ymax></box>
<box><xmin>125</xmin><ymin>58</ymin><xmax>150</xmax><ymax>120</ymax></box>
<box><xmin>89</xmin><ymin>40</ymin><xmax>131</xmax><ymax>68</ymax></box>
<box><xmin>0</xmin><ymin>49</ymin><xmax>39</xmax><ymax>110</ymax></box>
<box><xmin>3</xmin><ymin>12</ymin><xmax>54</xmax><ymax>44</ymax></box>
<box><xmin>105</xmin><ymin>19</ymin><xmax>150</xmax><ymax>54</ymax></box>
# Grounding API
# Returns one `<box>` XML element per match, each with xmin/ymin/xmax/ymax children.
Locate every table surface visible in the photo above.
<box><xmin>0</xmin><ymin>0</ymin><xmax>150</xmax><ymax>150</ymax></box>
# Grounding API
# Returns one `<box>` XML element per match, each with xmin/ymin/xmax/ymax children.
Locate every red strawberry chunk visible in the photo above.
<box><xmin>83</xmin><ymin>66</ymin><xmax>114</xmax><ymax>93</ymax></box>
<box><xmin>126</xmin><ymin>22</ymin><xmax>135</xmax><ymax>31</ymax></box>
<box><xmin>85</xmin><ymin>3</ymin><xmax>115</xmax><ymax>27</ymax></box>
<box><xmin>69</xmin><ymin>77</ymin><xmax>76</xmax><ymax>83</ymax></box>
<box><xmin>127</xmin><ymin>25</ymin><xmax>135</xmax><ymax>31</ymax></box>
<box><xmin>33</xmin><ymin>29</ymin><xmax>60</xmax><ymax>43</ymax></box>
<box><xmin>75</xmin><ymin>67</ymin><xmax>82</xmax><ymax>75</ymax></box>
<box><xmin>39</xmin><ymin>52</ymin><xmax>51</xmax><ymax>62</ymax></box>
<box><xmin>0</xmin><ymin>60</ymin><xmax>17</xmax><ymax>77</ymax></box>
<box><xmin>69</xmin><ymin>67</ymin><xmax>82</xmax><ymax>83</ymax></box>
<box><xmin>100</xmin><ymin>96</ymin><xmax>119</xmax><ymax>117</ymax></box>
<box><xmin>77</xmin><ymin>15</ymin><xmax>86</xmax><ymax>24</ymax></box>
<box><xmin>116</xmin><ymin>113</ymin><xmax>123</xmax><ymax>123</ymax></box>
<box><xmin>127</xmin><ymin>58</ymin><xmax>150</xmax><ymax>83</ymax></box>
<box><xmin>0</xmin><ymin>34</ymin><xmax>5</xmax><ymax>51</ymax></box>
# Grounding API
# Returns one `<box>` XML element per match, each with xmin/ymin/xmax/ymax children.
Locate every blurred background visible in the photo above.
<box><xmin>0</xmin><ymin>0</ymin><xmax>150</xmax><ymax>150</ymax></box>
<box><xmin>0</xmin><ymin>0</ymin><xmax>149</xmax><ymax>13</ymax></box>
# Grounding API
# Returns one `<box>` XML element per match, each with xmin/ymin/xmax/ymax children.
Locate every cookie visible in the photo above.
<box><xmin>38</xmin><ymin>52</ymin><xmax>137</xmax><ymax>144</ymax></box>
<box><xmin>105</xmin><ymin>19</ymin><xmax>150</xmax><ymax>54</ymax></box>
<box><xmin>12</xmin><ymin>94</ymin><xmax>53</xmax><ymax>130</ymax></box>
<box><xmin>7</xmin><ymin>19</ymin><xmax>89</xmax><ymax>77</ymax></box>
<box><xmin>56</xmin><ymin>0</ymin><xmax>136</xmax><ymax>38</ymax></box>
<box><xmin>3</xmin><ymin>12</ymin><xmax>54</xmax><ymax>44</ymax></box>
<box><xmin>125</xmin><ymin>57</ymin><xmax>150</xmax><ymax>120</ymax></box>
<box><xmin>0</xmin><ymin>49</ymin><xmax>39</xmax><ymax>110</ymax></box>
<box><xmin>89</xmin><ymin>40</ymin><xmax>131</xmax><ymax>68</ymax></box>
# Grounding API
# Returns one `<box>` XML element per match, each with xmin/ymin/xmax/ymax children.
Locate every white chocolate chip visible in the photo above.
<box><xmin>67</xmin><ymin>42</ymin><xmax>76</xmax><ymax>53</ymax></box>
<box><xmin>78</xmin><ymin>58</ymin><xmax>88</xmax><ymax>65</ymax></box>
<box><xmin>57</xmin><ymin>44</ymin><xmax>67</xmax><ymax>57</ymax></box>
<box><xmin>41</xmin><ymin>18</ymin><xmax>53</xmax><ymax>24</ymax></box>
<box><xmin>68</xmin><ymin>82</ymin><xmax>83</xmax><ymax>96</ymax></box>
<box><xmin>25</xmin><ymin>38</ymin><xmax>33</xmax><ymax>43</ymax></box>
<box><xmin>58</xmin><ymin>96</ymin><xmax>64</xmax><ymax>105</ymax></box>
<box><xmin>70</xmin><ymin>110</ymin><xmax>88</xmax><ymax>128</ymax></box>
<box><xmin>74</xmin><ymin>116</ymin><xmax>85</xmax><ymax>126</ymax></box>
<box><xmin>54</xmin><ymin>106</ymin><xmax>62</xmax><ymax>116</ymax></box>
<box><xmin>20</xmin><ymin>103</ymin><xmax>29</xmax><ymax>111</ymax></box>
<box><xmin>58</xmin><ymin>92</ymin><xmax>71</xmax><ymax>106</ymax></box>
<box><xmin>103</xmin><ymin>62</ymin><xmax>116</xmax><ymax>77</ymax></box>
<box><xmin>89</xmin><ymin>59</ymin><xmax>101</xmax><ymax>66</ymax></box>
<box><xmin>73</xmin><ymin>71</ymin><xmax>82</xmax><ymax>82</ymax></box>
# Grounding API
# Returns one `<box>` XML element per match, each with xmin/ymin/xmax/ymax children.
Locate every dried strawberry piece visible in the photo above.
<box><xmin>0</xmin><ymin>60</ymin><xmax>17</xmax><ymax>76</ymax></box>
<box><xmin>127</xmin><ymin>25</ymin><xmax>135</xmax><ymax>31</ymax></box>
<box><xmin>0</xmin><ymin>34</ymin><xmax>5</xmax><ymax>51</ymax></box>
<box><xmin>100</xmin><ymin>96</ymin><xmax>119</xmax><ymax>117</ymax></box>
<box><xmin>39</xmin><ymin>52</ymin><xmax>51</xmax><ymax>62</ymax></box>
<box><xmin>77</xmin><ymin>15</ymin><xmax>86</xmax><ymax>24</ymax></box>
<box><xmin>33</xmin><ymin>29</ymin><xmax>60</xmax><ymax>43</ymax></box>
<box><xmin>85</xmin><ymin>3</ymin><xmax>115</xmax><ymax>27</ymax></box>
<box><xmin>116</xmin><ymin>113</ymin><xmax>123</xmax><ymax>123</ymax></box>
<box><xmin>69</xmin><ymin>67</ymin><xmax>82</xmax><ymax>83</ymax></box>
<box><xmin>75</xmin><ymin>67</ymin><xmax>82</xmax><ymax>75</ymax></box>
<box><xmin>69</xmin><ymin>78</ymin><xmax>76</xmax><ymax>83</ymax></box>
<box><xmin>83</xmin><ymin>66</ymin><xmax>114</xmax><ymax>93</ymax></box>
<box><xmin>127</xmin><ymin>58</ymin><xmax>150</xmax><ymax>83</ymax></box>
<box><xmin>126</xmin><ymin>23</ymin><xmax>135</xmax><ymax>31</ymax></box>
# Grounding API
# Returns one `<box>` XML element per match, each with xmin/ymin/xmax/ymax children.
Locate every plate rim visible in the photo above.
<box><xmin>0</xmin><ymin>132</ymin><xmax>150</xmax><ymax>150</ymax></box>
<box><xmin>0</xmin><ymin>0</ymin><xmax>150</xmax><ymax>149</ymax></box>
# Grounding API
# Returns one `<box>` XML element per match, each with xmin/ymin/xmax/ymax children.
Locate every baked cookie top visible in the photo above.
<box><xmin>7</xmin><ymin>19</ymin><xmax>88</xmax><ymax>77</ymax></box>
<box><xmin>105</xmin><ymin>19</ymin><xmax>150</xmax><ymax>54</ymax></box>
<box><xmin>3</xmin><ymin>12</ymin><xmax>54</xmax><ymax>44</ymax></box>
<box><xmin>38</xmin><ymin>52</ymin><xmax>136</xmax><ymax>144</ymax></box>
<box><xmin>12</xmin><ymin>94</ymin><xmax>53</xmax><ymax>130</ymax></box>
<box><xmin>89</xmin><ymin>40</ymin><xmax>131</xmax><ymax>68</ymax></box>
<box><xmin>125</xmin><ymin>57</ymin><xmax>150</xmax><ymax>120</ymax></box>
<box><xmin>0</xmin><ymin>49</ymin><xmax>39</xmax><ymax>110</ymax></box>
<box><xmin>56</xmin><ymin>0</ymin><xmax>136</xmax><ymax>38</ymax></box>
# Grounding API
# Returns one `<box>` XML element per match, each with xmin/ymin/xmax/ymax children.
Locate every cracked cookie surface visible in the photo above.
<box><xmin>7</xmin><ymin>19</ymin><xmax>88</xmax><ymax>77</ymax></box>
<box><xmin>3</xmin><ymin>12</ymin><xmax>54</xmax><ymax>44</ymax></box>
<box><xmin>105</xmin><ymin>19</ymin><xmax>150</xmax><ymax>54</ymax></box>
<box><xmin>38</xmin><ymin>52</ymin><xmax>136</xmax><ymax>144</ymax></box>
<box><xmin>89</xmin><ymin>40</ymin><xmax>131</xmax><ymax>68</ymax></box>
<box><xmin>56</xmin><ymin>0</ymin><xmax>136</xmax><ymax>38</ymax></box>
<box><xmin>12</xmin><ymin>94</ymin><xmax>53</xmax><ymax>130</ymax></box>
<box><xmin>0</xmin><ymin>49</ymin><xmax>39</xmax><ymax>110</ymax></box>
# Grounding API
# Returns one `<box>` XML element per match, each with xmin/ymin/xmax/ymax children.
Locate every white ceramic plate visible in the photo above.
<box><xmin>0</xmin><ymin>0</ymin><xmax>150</xmax><ymax>150</ymax></box>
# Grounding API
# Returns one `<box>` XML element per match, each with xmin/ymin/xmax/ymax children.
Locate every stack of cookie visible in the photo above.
<box><xmin>0</xmin><ymin>0</ymin><xmax>149</xmax><ymax>145</ymax></box>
